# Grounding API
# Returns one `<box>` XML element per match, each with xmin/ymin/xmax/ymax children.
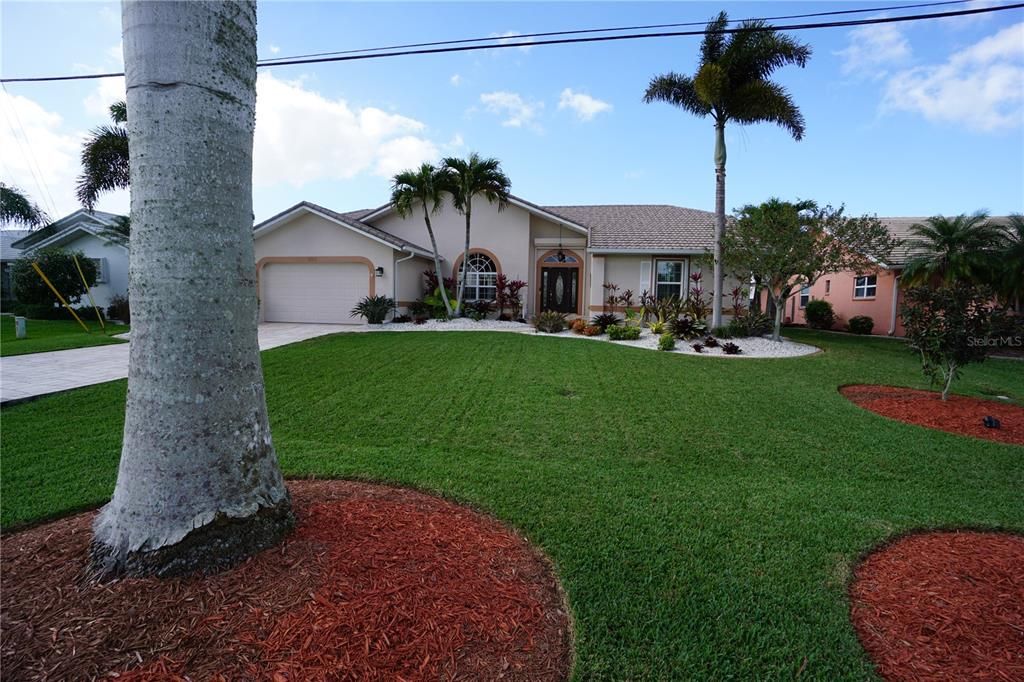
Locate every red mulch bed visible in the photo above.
<box><xmin>0</xmin><ymin>480</ymin><xmax>572</xmax><ymax>681</ymax></box>
<box><xmin>840</xmin><ymin>384</ymin><xmax>1024</xmax><ymax>446</ymax></box>
<box><xmin>850</xmin><ymin>531</ymin><xmax>1024</xmax><ymax>681</ymax></box>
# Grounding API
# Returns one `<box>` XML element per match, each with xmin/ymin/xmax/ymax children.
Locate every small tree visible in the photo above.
<box><xmin>11</xmin><ymin>249</ymin><xmax>97</xmax><ymax>306</ymax></box>
<box><xmin>722</xmin><ymin>199</ymin><xmax>899</xmax><ymax>341</ymax></box>
<box><xmin>901</xmin><ymin>284</ymin><xmax>996</xmax><ymax>400</ymax></box>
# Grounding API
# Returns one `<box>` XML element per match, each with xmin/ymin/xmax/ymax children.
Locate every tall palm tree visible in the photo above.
<box><xmin>442</xmin><ymin>153</ymin><xmax>510</xmax><ymax>315</ymax></box>
<box><xmin>77</xmin><ymin>100</ymin><xmax>129</xmax><ymax>211</ymax></box>
<box><xmin>391</xmin><ymin>163</ymin><xmax>454</xmax><ymax>316</ymax></box>
<box><xmin>901</xmin><ymin>212</ymin><xmax>1004</xmax><ymax>287</ymax></box>
<box><xmin>997</xmin><ymin>214</ymin><xmax>1024</xmax><ymax>307</ymax></box>
<box><xmin>643</xmin><ymin>12</ymin><xmax>811</xmax><ymax>329</ymax></box>
<box><xmin>0</xmin><ymin>183</ymin><xmax>48</xmax><ymax>227</ymax></box>
<box><xmin>91</xmin><ymin>0</ymin><xmax>292</xmax><ymax>579</ymax></box>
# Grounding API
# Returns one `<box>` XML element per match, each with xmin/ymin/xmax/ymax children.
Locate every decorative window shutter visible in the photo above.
<box><xmin>639</xmin><ymin>260</ymin><xmax>650</xmax><ymax>295</ymax></box>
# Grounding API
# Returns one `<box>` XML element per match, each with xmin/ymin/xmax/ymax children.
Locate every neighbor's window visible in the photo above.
<box><xmin>90</xmin><ymin>258</ymin><xmax>107</xmax><ymax>283</ymax></box>
<box><xmin>854</xmin><ymin>275</ymin><xmax>877</xmax><ymax>299</ymax></box>
<box><xmin>655</xmin><ymin>260</ymin><xmax>685</xmax><ymax>299</ymax></box>
<box><xmin>799</xmin><ymin>286</ymin><xmax>810</xmax><ymax>308</ymax></box>
<box><xmin>825</xmin><ymin>279</ymin><xmax>831</xmax><ymax>294</ymax></box>
<box><xmin>461</xmin><ymin>253</ymin><xmax>497</xmax><ymax>300</ymax></box>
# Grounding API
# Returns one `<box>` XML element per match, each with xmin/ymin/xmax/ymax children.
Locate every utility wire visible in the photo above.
<box><xmin>2</xmin><ymin>2</ymin><xmax>1022</xmax><ymax>83</ymax></box>
<box><xmin>258</xmin><ymin>0</ymin><xmax>973</xmax><ymax>63</ymax></box>
<box><xmin>0</xmin><ymin>83</ymin><xmax>60</xmax><ymax>216</ymax></box>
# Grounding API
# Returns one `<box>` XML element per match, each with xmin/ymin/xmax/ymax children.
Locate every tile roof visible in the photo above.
<box><xmin>877</xmin><ymin>215</ymin><xmax>1013</xmax><ymax>266</ymax></box>
<box><xmin>542</xmin><ymin>204</ymin><xmax>718</xmax><ymax>251</ymax></box>
<box><xmin>1</xmin><ymin>229</ymin><xmax>31</xmax><ymax>261</ymax></box>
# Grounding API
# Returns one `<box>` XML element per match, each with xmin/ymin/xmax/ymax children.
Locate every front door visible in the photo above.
<box><xmin>541</xmin><ymin>267</ymin><xmax>578</xmax><ymax>313</ymax></box>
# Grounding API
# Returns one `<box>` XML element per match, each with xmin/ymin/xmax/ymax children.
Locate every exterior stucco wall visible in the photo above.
<box><xmin>55</xmin><ymin>233</ymin><xmax>129</xmax><ymax>309</ymax></box>
<box><xmin>782</xmin><ymin>267</ymin><xmax>901</xmax><ymax>335</ymax></box>
<box><xmin>394</xmin><ymin>254</ymin><xmax>433</xmax><ymax>308</ymax></box>
<box><xmin>254</xmin><ymin>211</ymin><xmax>396</xmax><ymax>320</ymax></box>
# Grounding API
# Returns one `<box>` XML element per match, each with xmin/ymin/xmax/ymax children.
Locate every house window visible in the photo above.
<box><xmin>854</xmin><ymin>275</ymin><xmax>877</xmax><ymax>299</ymax></box>
<box><xmin>655</xmin><ymin>260</ymin><xmax>685</xmax><ymax>299</ymax></box>
<box><xmin>90</xmin><ymin>258</ymin><xmax>107</xmax><ymax>283</ymax></box>
<box><xmin>460</xmin><ymin>253</ymin><xmax>497</xmax><ymax>301</ymax></box>
<box><xmin>825</xmin><ymin>279</ymin><xmax>831</xmax><ymax>294</ymax></box>
<box><xmin>799</xmin><ymin>286</ymin><xmax>810</xmax><ymax>308</ymax></box>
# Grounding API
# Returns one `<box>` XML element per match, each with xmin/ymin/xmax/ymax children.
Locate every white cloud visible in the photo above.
<box><xmin>253</xmin><ymin>72</ymin><xmax>440</xmax><ymax>184</ymax></box>
<box><xmin>557</xmin><ymin>88</ymin><xmax>612</xmax><ymax>121</ymax></box>
<box><xmin>835</xmin><ymin>22</ymin><xmax>911</xmax><ymax>77</ymax></box>
<box><xmin>268</xmin><ymin>44</ymin><xmax>281</xmax><ymax>55</ymax></box>
<box><xmin>479</xmin><ymin>91</ymin><xmax>542</xmax><ymax>128</ymax></box>
<box><xmin>450</xmin><ymin>73</ymin><xmax>462</xmax><ymax>87</ymax></box>
<box><xmin>447</xmin><ymin>133</ymin><xmax>465</xmax><ymax>149</ymax></box>
<box><xmin>0</xmin><ymin>90</ymin><xmax>87</xmax><ymax>218</ymax></box>
<box><xmin>84</xmin><ymin>75</ymin><xmax>127</xmax><ymax>118</ymax></box>
<box><xmin>882</xmin><ymin>22</ymin><xmax>1024</xmax><ymax>131</ymax></box>
<box><xmin>490</xmin><ymin>30</ymin><xmax>533</xmax><ymax>53</ymax></box>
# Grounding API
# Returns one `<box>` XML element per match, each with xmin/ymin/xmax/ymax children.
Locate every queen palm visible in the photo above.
<box><xmin>443</xmin><ymin>153</ymin><xmax>510</xmax><ymax>316</ymax></box>
<box><xmin>901</xmin><ymin>212</ymin><xmax>1004</xmax><ymax>287</ymax></box>
<box><xmin>0</xmin><ymin>183</ymin><xmax>48</xmax><ymax>227</ymax></box>
<box><xmin>391</xmin><ymin>163</ymin><xmax>454</xmax><ymax>316</ymax></box>
<box><xmin>77</xmin><ymin>100</ymin><xmax>129</xmax><ymax>211</ymax></box>
<box><xmin>644</xmin><ymin>12</ymin><xmax>811</xmax><ymax>329</ymax></box>
<box><xmin>997</xmin><ymin>214</ymin><xmax>1024</xmax><ymax>307</ymax></box>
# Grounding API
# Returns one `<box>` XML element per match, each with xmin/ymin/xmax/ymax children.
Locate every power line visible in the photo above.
<box><xmin>0</xmin><ymin>83</ymin><xmax>61</xmax><ymax>217</ymax></box>
<box><xmin>3</xmin><ymin>2</ymin><xmax>1022</xmax><ymax>84</ymax></box>
<box><xmin>258</xmin><ymin>0</ymin><xmax>974</xmax><ymax>64</ymax></box>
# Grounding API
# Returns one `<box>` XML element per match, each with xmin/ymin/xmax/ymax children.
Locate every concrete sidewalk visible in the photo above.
<box><xmin>0</xmin><ymin>323</ymin><xmax>350</xmax><ymax>404</ymax></box>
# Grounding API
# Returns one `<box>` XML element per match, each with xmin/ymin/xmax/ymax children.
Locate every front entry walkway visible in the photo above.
<box><xmin>0</xmin><ymin>323</ymin><xmax>350</xmax><ymax>404</ymax></box>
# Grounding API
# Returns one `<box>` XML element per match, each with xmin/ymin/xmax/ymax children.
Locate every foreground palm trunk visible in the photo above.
<box><xmin>90</xmin><ymin>0</ymin><xmax>292</xmax><ymax>579</ymax></box>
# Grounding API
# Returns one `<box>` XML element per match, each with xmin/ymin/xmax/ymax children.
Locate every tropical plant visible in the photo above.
<box><xmin>77</xmin><ymin>101</ymin><xmax>130</xmax><ymax>211</ymax></box>
<box><xmin>570</xmin><ymin>317</ymin><xmax>588</xmax><ymax>334</ymax></box>
<box><xmin>407</xmin><ymin>300</ymin><xmax>429</xmax><ymax>318</ymax></box>
<box><xmin>590</xmin><ymin>312</ymin><xmax>620</xmax><ymax>333</ymax></box>
<box><xmin>901</xmin><ymin>212</ymin><xmax>1004</xmax><ymax>288</ymax></box>
<box><xmin>98</xmin><ymin>215</ymin><xmax>131</xmax><ymax>247</ymax></box>
<box><xmin>495</xmin><ymin>274</ymin><xmax>527</xmax><ymax>320</ymax></box>
<box><xmin>649</xmin><ymin>320</ymin><xmax>667</xmax><ymax>335</ymax></box>
<box><xmin>691</xmin><ymin>342</ymin><xmax>705</xmax><ymax>353</ymax></box>
<box><xmin>644</xmin><ymin>11</ymin><xmax>811</xmax><ymax>329</ymax></box>
<box><xmin>392</xmin><ymin>314</ymin><xmax>412</xmax><ymax>324</ymax></box>
<box><xmin>442</xmin><ymin>153</ymin><xmax>511</xmax><ymax>315</ymax></box>
<box><xmin>106</xmin><ymin>293</ymin><xmax>130</xmax><ymax>323</ymax></box>
<box><xmin>0</xmin><ymin>183</ymin><xmax>49</xmax><ymax>227</ymax></box>
<box><xmin>658</xmin><ymin>333</ymin><xmax>676</xmax><ymax>351</ymax></box>
<box><xmin>392</xmin><ymin>164</ymin><xmax>454</xmax><ymax>316</ymax></box>
<box><xmin>804</xmin><ymin>299</ymin><xmax>835</xmax><ymax>330</ymax></box>
<box><xmin>669</xmin><ymin>314</ymin><xmax>707</xmax><ymax>340</ymax></box>
<box><xmin>680</xmin><ymin>272</ymin><xmax>711</xmax><ymax>321</ymax></box>
<box><xmin>350</xmin><ymin>295</ymin><xmax>395</xmax><ymax>324</ymax></box>
<box><xmin>607</xmin><ymin>324</ymin><xmax>641</xmax><ymax>341</ymax></box>
<box><xmin>722</xmin><ymin>199</ymin><xmax>899</xmax><ymax>341</ymax></box>
<box><xmin>582</xmin><ymin>324</ymin><xmax>603</xmax><ymax>336</ymax></box>
<box><xmin>465</xmin><ymin>299</ymin><xmax>493</xmax><ymax>321</ymax></box>
<box><xmin>532</xmin><ymin>310</ymin><xmax>568</xmax><ymax>333</ymax></box>
<box><xmin>727</xmin><ymin>310</ymin><xmax>773</xmax><ymax>338</ymax></box>
<box><xmin>90</xmin><ymin>2</ymin><xmax>292</xmax><ymax>579</ymax></box>
<box><xmin>847</xmin><ymin>316</ymin><xmax>874</xmax><ymax>335</ymax></box>
<box><xmin>901</xmin><ymin>284</ymin><xmax>996</xmax><ymax>400</ymax></box>
<box><xmin>721</xmin><ymin>342</ymin><xmax>743</xmax><ymax>355</ymax></box>
<box><xmin>703</xmin><ymin>335</ymin><xmax>720</xmax><ymax>348</ymax></box>
<box><xmin>11</xmin><ymin>249</ymin><xmax>97</xmax><ymax>307</ymax></box>
<box><xmin>997</xmin><ymin>214</ymin><xmax>1024</xmax><ymax>307</ymax></box>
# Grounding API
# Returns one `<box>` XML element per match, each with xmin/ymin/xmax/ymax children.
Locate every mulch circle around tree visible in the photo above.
<box><xmin>849</xmin><ymin>531</ymin><xmax>1024</xmax><ymax>681</ymax></box>
<box><xmin>0</xmin><ymin>480</ymin><xmax>573</xmax><ymax>681</ymax></box>
<box><xmin>840</xmin><ymin>384</ymin><xmax>1024</xmax><ymax>446</ymax></box>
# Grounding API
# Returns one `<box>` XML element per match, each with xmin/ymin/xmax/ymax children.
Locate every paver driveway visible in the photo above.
<box><xmin>0</xmin><ymin>323</ymin><xmax>350</xmax><ymax>404</ymax></box>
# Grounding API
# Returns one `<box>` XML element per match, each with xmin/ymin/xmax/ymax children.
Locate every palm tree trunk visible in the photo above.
<box><xmin>456</xmin><ymin>199</ymin><xmax>472</xmax><ymax>316</ymax></box>
<box><xmin>712</xmin><ymin>120</ymin><xmax>727</xmax><ymax>330</ymax></box>
<box><xmin>90</xmin><ymin>0</ymin><xmax>292</xmax><ymax>580</ymax></box>
<box><xmin>423</xmin><ymin>213</ymin><xmax>452</xmax><ymax>316</ymax></box>
<box><xmin>772</xmin><ymin>294</ymin><xmax>785</xmax><ymax>342</ymax></box>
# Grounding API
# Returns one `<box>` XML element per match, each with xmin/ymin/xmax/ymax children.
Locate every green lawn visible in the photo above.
<box><xmin>0</xmin><ymin>315</ymin><xmax>128</xmax><ymax>356</ymax></box>
<box><xmin>1</xmin><ymin>329</ymin><xmax>1021</xmax><ymax>679</ymax></box>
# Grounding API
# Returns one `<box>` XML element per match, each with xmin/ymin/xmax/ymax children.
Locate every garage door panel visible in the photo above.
<box><xmin>262</xmin><ymin>262</ymin><xmax>369</xmax><ymax>324</ymax></box>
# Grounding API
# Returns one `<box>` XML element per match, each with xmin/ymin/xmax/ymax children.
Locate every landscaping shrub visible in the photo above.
<box><xmin>590</xmin><ymin>313</ymin><xmax>620</xmax><ymax>332</ymax></box>
<box><xmin>711</xmin><ymin>325</ymin><xmax>733</xmax><ymax>339</ymax></box>
<box><xmin>413</xmin><ymin>316</ymin><xmax>428</xmax><ymax>325</ymax></box>
<box><xmin>391</xmin><ymin>314</ymin><xmax>412</xmax><ymax>324</ymax></box>
<box><xmin>106</xmin><ymin>294</ymin><xmax>130</xmax><ymax>324</ymax></box>
<box><xmin>847</xmin><ymin>316</ymin><xmax>874</xmax><ymax>334</ymax></box>
<box><xmin>10</xmin><ymin>249</ymin><xmax>97</xmax><ymax>306</ymax></box>
<box><xmin>691</xmin><ymin>342</ymin><xmax>704</xmax><ymax>353</ymax></box>
<box><xmin>570</xmin><ymin>318</ymin><xmax>588</xmax><ymax>334</ymax></box>
<box><xmin>721</xmin><ymin>342</ymin><xmax>743</xmax><ymax>355</ymax></box>
<box><xmin>648</xmin><ymin>320</ymin><xmax>667</xmax><ymax>335</ymax></box>
<box><xmin>465</xmin><ymin>300</ymin><xmax>493</xmax><ymax>321</ymax></box>
<box><xmin>607</xmin><ymin>325</ymin><xmax>641</xmax><ymax>341</ymax></box>
<box><xmin>703</xmin><ymin>336</ymin><xmax>720</xmax><ymax>348</ymax></box>
<box><xmin>407</xmin><ymin>300</ymin><xmax>429</xmax><ymax>318</ymax></box>
<box><xmin>804</xmin><ymin>299</ymin><xmax>835</xmax><ymax>330</ymax></box>
<box><xmin>582</xmin><ymin>325</ymin><xmax>602</xmax><ymax>336</ymax></box>
<box><xmin>669</xmin><ymin>314</ymin><xmax>707</xmax><ymax>340</ymax></box>
<box><xmin>350</xmin><ymin>295</ymin><xmax>395</xmax><ymax>324</ymax></box>
<box><xmin>727</xmin><ymin>311</ymin><xmax>773</xmax><ymax>337</ymax></box>
<box><xmin>658</xmin><ymin>333</ymin><xmax>676</xmax><ymax>351</ymax></box>
<box><xmin>16</xmin><ymin>302</ymin><xmax>105</xmax><ymax>322</ymax></box>
<box><xmin>532</xmin><ymin>311</ymin><xmax>568</xmax><ymax>333</ymax></box>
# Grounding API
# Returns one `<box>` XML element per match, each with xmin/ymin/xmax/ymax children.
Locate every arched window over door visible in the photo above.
<box><xmin>461</xmin><ymin>252</ymin><xmax>498</xmax><ymax>301</ymax></box>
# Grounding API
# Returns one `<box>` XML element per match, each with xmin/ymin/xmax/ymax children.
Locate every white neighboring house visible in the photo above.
<box><xmin>9</xmin><ymin>210</ymin><xmax>129</xmax><ymax>309</ymax></box>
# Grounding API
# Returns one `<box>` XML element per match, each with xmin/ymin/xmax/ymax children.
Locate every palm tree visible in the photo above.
<box><xmin>90</xmin><ymin>0</ymin><xmax>292</xmax><ymax>579</ymax></box>
<box><xmin>901</xmin><ymin>212</ymin><xmax>1004</xmax><ymax>287</ymax></box>
<box><xmin>77</xmin><ymin>101</ymin><xmax>129</xmax><ymax>211</ymax></box>
<box><xmin>643</xmin><ymin>12</ymin><xmax>811</xmax><ymax>329</ymax></box>
<box><xmin>392</xmin><ymin>163</ymin><xmax>454</xmax><ymax>316</ymax></box>
<box><xmin>442</xmin><ymin>153</ymin><xmax>511</xmax><ymax>315</ymax></box>
<box><xmin>0</xmin><ymin>183</ymin><xmax>48</xmax><ymax>227</ymax></box>
<box><xmin>997</xmin><ymin>214</ymin><xmax>1024</xmax><ymax>307</ymax></box>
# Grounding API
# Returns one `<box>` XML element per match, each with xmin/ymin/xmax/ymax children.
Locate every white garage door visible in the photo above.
<box><xmin>262</xmin><ymin>262</ymin><xmax>369</xmax><ymax>324</ymax></box>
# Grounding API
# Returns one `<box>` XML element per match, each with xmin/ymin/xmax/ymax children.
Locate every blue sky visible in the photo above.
<box><xmin>2</xmin><ymin>1</ymin><xmax>1022</xmax><ymax>223</ymax></box>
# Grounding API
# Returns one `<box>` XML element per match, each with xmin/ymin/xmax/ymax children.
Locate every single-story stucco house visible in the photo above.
<box><xmin>9</xmin><ymin>210</ymin><xmax>130</xmax><ymax>309</ymax></box>
<box><xmin>772</xmin><ymin>215</ymin><xmax>1013</xmax><ymax>336</ymax></box>
<box><xmin>252</xmin><ymin>195</ymin><xmax>735</xmax><ymax>324</ymax></box>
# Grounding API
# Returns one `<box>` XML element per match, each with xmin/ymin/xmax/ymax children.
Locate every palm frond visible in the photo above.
<box><xmin>0</xmin><ymin>183</ymin><xmax>49</xmax><ymax>228</ymax></box>
<box><xmin>726</xmin><ymin>23</ymin><xmax>812</xmax><ymax>81</ymax></box>
<box><xmin>109</xmin><ymin>100</ymin><xmax>127</xmax><ymax>124</ymax></box>
<box><xmin>390</xmin><ymin>163</ymin><xmax>446</xmax><ymax>217</ymax></box>
<box><xmin>642</xmin><ymin>73</ymin><xmax>711</xmax><ymax>117</ymax></box>
<box><xmin>725</xmin><ymin>80</ymin><xmax>806</xmax><ymax>140</ymax></box>
<box><xmin>77</xmin><ymin>125</ymin><xmax>129</xmax><ymax>210</ymax></box>
<box><xmin>699</xmin><ymin>12</ymin><xmax>729</xmax><ymax>66</ymax></box>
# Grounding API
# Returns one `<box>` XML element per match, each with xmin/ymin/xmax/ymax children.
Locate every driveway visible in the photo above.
<box><xmin>0</xmin><ymin>323</ymin><xmax>351</xmax><ymax>404</ymax></box>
